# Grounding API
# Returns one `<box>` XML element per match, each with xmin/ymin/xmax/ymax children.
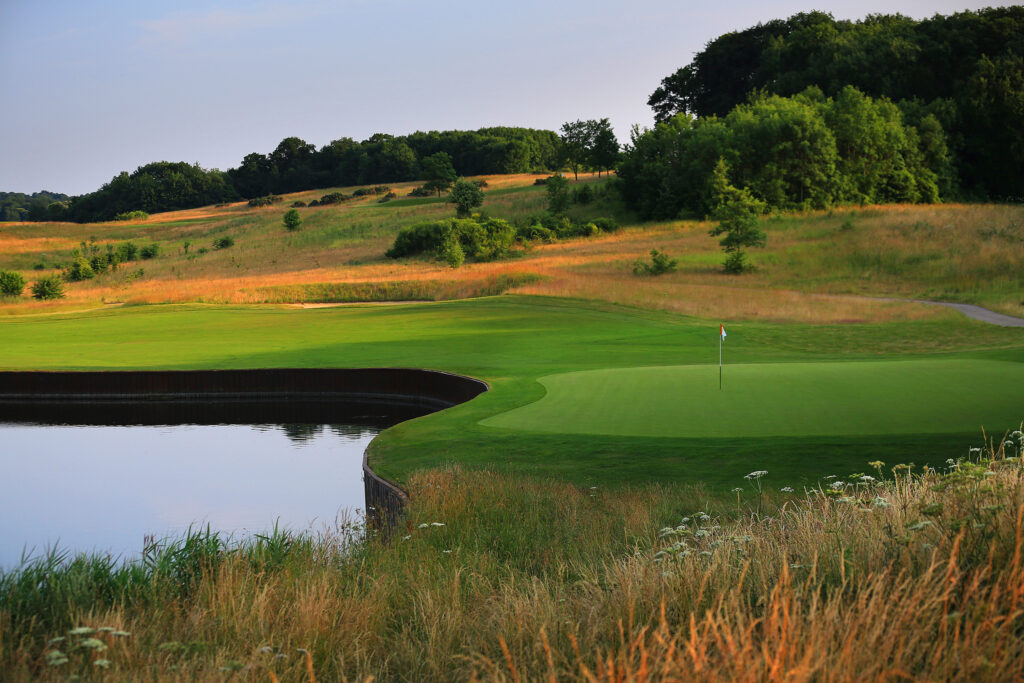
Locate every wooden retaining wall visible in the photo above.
<box><xmin>0</xmin><ymin>368</ymin><xmax>488</xmax><ymax>531</ymax></box>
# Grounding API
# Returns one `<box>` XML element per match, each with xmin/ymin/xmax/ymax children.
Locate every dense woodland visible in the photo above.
<box><xmin>646</xmin><ymin>7</ymin><xmax>1024</xmax><ymax>200</ymax></box>
<box><xmin>0</xmin><ymin>191</ymin><xmax>69</xmax><ymax>222</ymax></box>
<box><xmin>619</xmin><ymin>86</ymin><xmax>952</xmax><ymax>218</ymax></box>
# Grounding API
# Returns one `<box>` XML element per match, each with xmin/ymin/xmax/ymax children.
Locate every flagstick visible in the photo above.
<box><xmin>719</xmin><ymin>331</ymin><xmax>722</xmax><ymax>390</ymax></box>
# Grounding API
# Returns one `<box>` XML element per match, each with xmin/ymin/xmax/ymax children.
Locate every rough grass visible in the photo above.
<box><xmin>2</xmin><ymin>175</ymin><xmax>1021</xmax><ymax>322</ymax></box>
<box><xmin>3</xmin><ymin>432</ymin><xmax>1023</xmax><ymax>681</ymax></box>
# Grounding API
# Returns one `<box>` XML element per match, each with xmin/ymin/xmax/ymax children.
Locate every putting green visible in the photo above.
<box><xmin>481</xmin><ymin>359</ymin><xmax>1024</xmax><ymax>438</ymax></box>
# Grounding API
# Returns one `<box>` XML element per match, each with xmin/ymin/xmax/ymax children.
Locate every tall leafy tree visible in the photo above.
<box><xmin>588</xmin><ymin>119</ymin><xmax>620</xmax><ymax>176</ymax></box>
<box><xmin>559</xmin><ymin>120</ymin><xmax>593</xmax><ymax>180</ymax></box>
<box><xmin>707</xmin><ymin>160</ymin><xmax>767</xmax><ymax>273</ymax></box>
<box><xmin>448</xmin><ymin>178</ymin><xmax>485</xmax><ymax>218</ymax></box>
<box><xmin>421</xmin><ymin>152</ymin><xmax>457</xmax><ymax>196</ymax></box>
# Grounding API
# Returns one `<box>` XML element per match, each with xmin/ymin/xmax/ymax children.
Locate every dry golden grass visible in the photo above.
<box><xmin>1</xmin><ymin>177</ymin><xmax>1021</xmax><ymax>323</ymax></box>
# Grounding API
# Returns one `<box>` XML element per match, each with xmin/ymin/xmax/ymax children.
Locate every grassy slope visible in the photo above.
<box><xmin>2</xmin><ymin>295</ymin><xmax>1021</xmax><ymax>491</ymax></box>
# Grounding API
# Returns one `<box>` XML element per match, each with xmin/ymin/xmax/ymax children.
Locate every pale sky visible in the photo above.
<box><xmin>0</xmin><ymin>1</ymin><xmax>1011</xmax><ymax>195</ymax></box>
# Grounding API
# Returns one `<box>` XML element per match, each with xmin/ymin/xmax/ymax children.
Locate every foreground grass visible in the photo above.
<box><xmin>3</xmin><ymin>432</ymin><xmax>1023</xmax><ymax>680</ymax></box>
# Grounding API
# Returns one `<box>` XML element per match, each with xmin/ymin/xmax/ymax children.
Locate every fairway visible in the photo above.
<box><xmin>482</xmin><ymin>359</ymin><xmax>1024</xmax><ymax>438</ymax></box>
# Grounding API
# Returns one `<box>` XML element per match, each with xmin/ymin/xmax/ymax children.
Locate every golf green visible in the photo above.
<box><xmin>481</xmin><ymin>359</ymin><xmax>1024</xmax><ymax>438</ymax></box>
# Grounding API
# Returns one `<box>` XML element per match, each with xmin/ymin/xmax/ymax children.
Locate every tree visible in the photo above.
<box><xmin>588</xmin><ymin>118</ymin><xmax>620</xmax><ymax>175</ymax></box>
<box><xmin>448</xmin><ymin>178</ymin><xmax>484</xmax><ymax>218</ymax></box>
<box><xmin>0</xmin><ymin>271</ymin><xmax>26</xmax><ymax>296</ymax></box>
<box><xmin>559</xmin><ymin>120</ymin><xmax>594</xmax><ymax>180</ymax></box>
<box><xmin>31</xmin><ymin>275</ymin><xmax>65</xmax><ymax>300</ymax></box>
<box><xmin>283</xmin><ymin>208</ymin><xmax>302</xmax><ymax>231</ymax></box>
<box><xmin>545</xmin><ymin>174</ymin><xmax>570</xmax><ymax>214</ymax></box>
<box><xmin>420</xmin><ymin>152</ymin><xmax>457</xmax><ymax>196</ymax></box>
<box><xmin>707</xmin><ymin>160</ymin><xmax>767</xmax><ymax>273</ymax></box>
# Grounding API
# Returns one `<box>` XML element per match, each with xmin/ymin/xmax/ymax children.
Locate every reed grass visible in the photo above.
<box><xmin>3</xmin><ymin>429</ymin><xmax>1022</xmax><ymax>681</ymax></box>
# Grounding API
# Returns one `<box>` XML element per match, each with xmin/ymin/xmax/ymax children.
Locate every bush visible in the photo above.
<box><xmin>516</xmin><ymin>223</ymin><xmax>555</xmax><ymax>243</ymax></box>
<box><xmin>545</xmin><ymin>175</ymin><xmax>569</xmax><ymax>214</ymax></box>
<box><xmin>591</xmin><ymin>217</ymin><xmax>619</xmax><ymax>232</ymax></box>
<box><xmin>473</xmin><ymin>179</ymin><xmax>489</xmax><ymax>188</ymax></box>
<box><xmin>373</xmin><ymin>185</ymin><xmax>391</xmax><ymax>194</ymax></box>
<box><xmin>0</xmin><ymin>271</ymin><xmax>26</xmax><ymax>296</ymax></box>
<box><xmin>308</xmin><ymin>200</ymin><xmax>320</xmax><ymax>207</ymax></box>
<box><xmin>318</xmin><ymin>192</ymin><xmax>350</xmax><ymax>205</ymax></box>
<box><xmin>88</xmin><ymin>254</ymin><xmax>111</xmax><ymax>276</ymax></box>
<box><xmin>32</xmin><ymin>263</ymin><xmax>45</xmax><ymax>271</ymax></box>
<box><xmin>283</xmin><ymin>209</ymin><xmax>302</xmax><ymax>231</ymax></box>
<box><xmin>140</xmin><ymin>244</ymin><xmax>160</xmax><ymax>260</ymax></box>
<box><xmin>572</xmin><ymin>184</ymin><xmax>594</xmax><ymax>204</ymax></box>
<box><xmin>633</xmin><ymin>249</ymin><xmax>679</xmax><ymax>276</ymax></box>
<box><xmin>386</xmin><ymin>222</ymin><xmax>448</xmax><ymax>258</ymax></box>
<box><xmin>213</xmin><ymin>236</ymin><xmax>235</xmax><ymax>250</ymax></box>
<box><xmin>291</xmin><ymin>201</ymin><xmax>307</xmax><ymax>208</ymax></box>
<box><xmin>533</xmin><ymin>178</ymin><xmax>548</xmax><ymax>186</ymax></box>
<box><xmin>386</xmin><ymin>217</ymin><xmax>517</xmax><ymax>266</ymax></box>
<box><xmin>117</xmin><ymin>242</ymin><xmax>139</xmax><ymax>262</ymax></box>
<box><xmin>378</xmin><ymin>192</ymin><xmax>397</xmax><ymax>203</ymax></box>
<box><xmin>449</xmin><ymin>178</ymin><xmax>485</xmax><ymax>218</ymax></box>
<box><xmin>247</xmin><ymin>196</ymin><xmax>275</xmax><ymax>208</ymax></box>
<box><xmin>31</xmin><ymin>274</ymin><xmax>65</xmax><ymax>300</ymax></box>
<box><xmin>113</xmin><ymin>210</ymin><xmax>149</xmax><ymax>221</ymax></box>
<box><xmin>63</xmin><ymin>257</ymin><xmax>95</xmax><ymax>282</ymax></box>
<box><xmin>407</xmin><ymin>186</ymin><xmax>433</xmax><ymax>198</ymax></box>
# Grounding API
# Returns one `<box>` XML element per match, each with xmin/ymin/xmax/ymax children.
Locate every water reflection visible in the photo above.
<box><xmin>0</xmin><ymin>398</ymin><xmax>431</xmax><ymax>569</ymax></box>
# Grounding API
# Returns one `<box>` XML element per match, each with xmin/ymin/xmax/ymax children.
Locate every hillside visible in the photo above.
<box><xmin>1</xmin><ymin>173</ymin><xmax>1022</xmax><ymax>321</ymax></box>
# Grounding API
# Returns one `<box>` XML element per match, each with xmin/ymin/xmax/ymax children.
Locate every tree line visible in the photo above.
<box><xmin>0</xmin><ymin>191</ymin><xmax>69</xmax><ymax>222</ymax></box>
<box><xmin>646</xmin><ymin>7</ymin><xmax>1024</xmax><ymax>200</ymax></box>
<box><xmin>41</xmin><ymin>128</ymin><xmax>563</xmax><ymax>223</ymax></box>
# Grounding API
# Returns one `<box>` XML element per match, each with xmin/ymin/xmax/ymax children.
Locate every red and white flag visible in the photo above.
<box><xmin>720</xmin><ymin>324</ymin><xmax>727</xmax><ymax>340</ymax></box>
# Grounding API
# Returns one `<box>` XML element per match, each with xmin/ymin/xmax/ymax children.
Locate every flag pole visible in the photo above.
<box><xmin>719</xmin><ymin>326</ymin><xmax>723</xmax><ymax>390</ymax></box>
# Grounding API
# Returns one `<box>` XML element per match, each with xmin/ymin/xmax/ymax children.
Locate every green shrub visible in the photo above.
<box><xmin>516</xmin><ymin>223</ymin><xmax>555</xmax><ymax>243</ymax></box>
<box><xmin>248</xmin><ymin>196</ymin><xmax>274</xmax><ymax>208</ymax></box>
<box><xmin>213</xmin><ymin>236</ymin><xmax>235</xmax><ymax>250</ymax></box>
<box><xmin>591</xmin><ymin>217</ymin><xmax>619</xmax><ymax>232</ymax></box>
<box><xmin>63</xmin><ymin>258</ymin><xmax>95</xmax><ymax>282</ymax></box>
<box><xmin>291</xmin><ymin>201</ymin><xmax>306</xmax><ymax>208</ymax></box>
<box><xmin>31</xmin><ymin>274</ymin><xmax>65</xmax><ymax>299</ymax></box>
<box><xmin>373</xmin><ymin>185</ymin><xmax>391</xmax><ymax>194</ymax></box>
<box><xmin>117</xmin><ymin>242</ymin><xmax>139</xmax><ymax>262</ymax></box>
<box><xmin>386</xmin><ymin>217</ymin><xmax>516</xmax><ymax>266</ymax></box>
<box><xmin>378</xmin><ymin>192</ymin><xmax>397</xmax><ymax>203</ymax></box>
<box><xmin>113</xmin><ymin>210</ymin><xmax>149</xmax><ymax>221</ymax></box>
<box><xmin>308</xmin><ymin>199</ymin><xmax>320</xmax><ymax>207</ymax></box>
<box><xmin>88</xmin><ymin>254</ymin><xmax>110</xmax><ymax>276</ymax></box>
<box><xmin>386</xmin><ymin>222</ymin><xmax>448</xmax><ymax>258</ymax></box>
<box><xmin>633</xmin><ymin>249</ymin><xmax>679</xmax><ymax>276</ymax></box>
<box><xmin>283</xmin><ymin>209</ymin><xmax>302</xmax><ymax>232</ymax></box>
<box><xmin>0</xmin><ymin>271</ymin><xmax>26</xmax><ymax>296</ymax></box>
<box><xmin>545</xmin><ymin>175</ymin><xmax>569</xmax><ymax>214</ymax></box>
<box><xmin>318</xmin><ymin>192</ymin><xmax>349</xmax><ymax>205</ymax></box>
<box><xmin>139</xmin><ymin>244</ymin><xmax>160</xmax><ymax>260</ymax></box>
<box><xmin>449</xmin><ymin>178</ymin><xmax>485</xmax><ymax>218</ymax></box>
<box><xmin>572</xmin><ymin>184</ymin><xmax>594</xmax><ymax>204</ymax></box>
<box><xmin>407</xmin><ymin>186</ymin><xmax>433</xmax><ymax>198</ymax></box>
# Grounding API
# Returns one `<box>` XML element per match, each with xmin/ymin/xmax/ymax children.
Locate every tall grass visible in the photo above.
<box><xmin>3</xmin><ymin>429</ymin><xmax>1023</xmax><ymax>681</ymax></box>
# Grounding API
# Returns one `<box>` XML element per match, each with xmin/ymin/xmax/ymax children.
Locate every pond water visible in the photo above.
<box><xmin>0</xmin><ymin>400</ymin><xmax>424</xmax><ymax>569</ymax></box>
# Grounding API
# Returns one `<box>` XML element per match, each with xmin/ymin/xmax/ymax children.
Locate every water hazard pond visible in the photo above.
<box><xmin>0</xmin><ymin>400</ymin><xmax>425</xmax><ymax>569</ymax></box>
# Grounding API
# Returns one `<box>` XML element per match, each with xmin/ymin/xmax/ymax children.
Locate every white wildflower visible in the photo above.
<box><xmin>744</xmin><ymin>470</ymin><xmax>768</xmax><ymax>480</ymax></box>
